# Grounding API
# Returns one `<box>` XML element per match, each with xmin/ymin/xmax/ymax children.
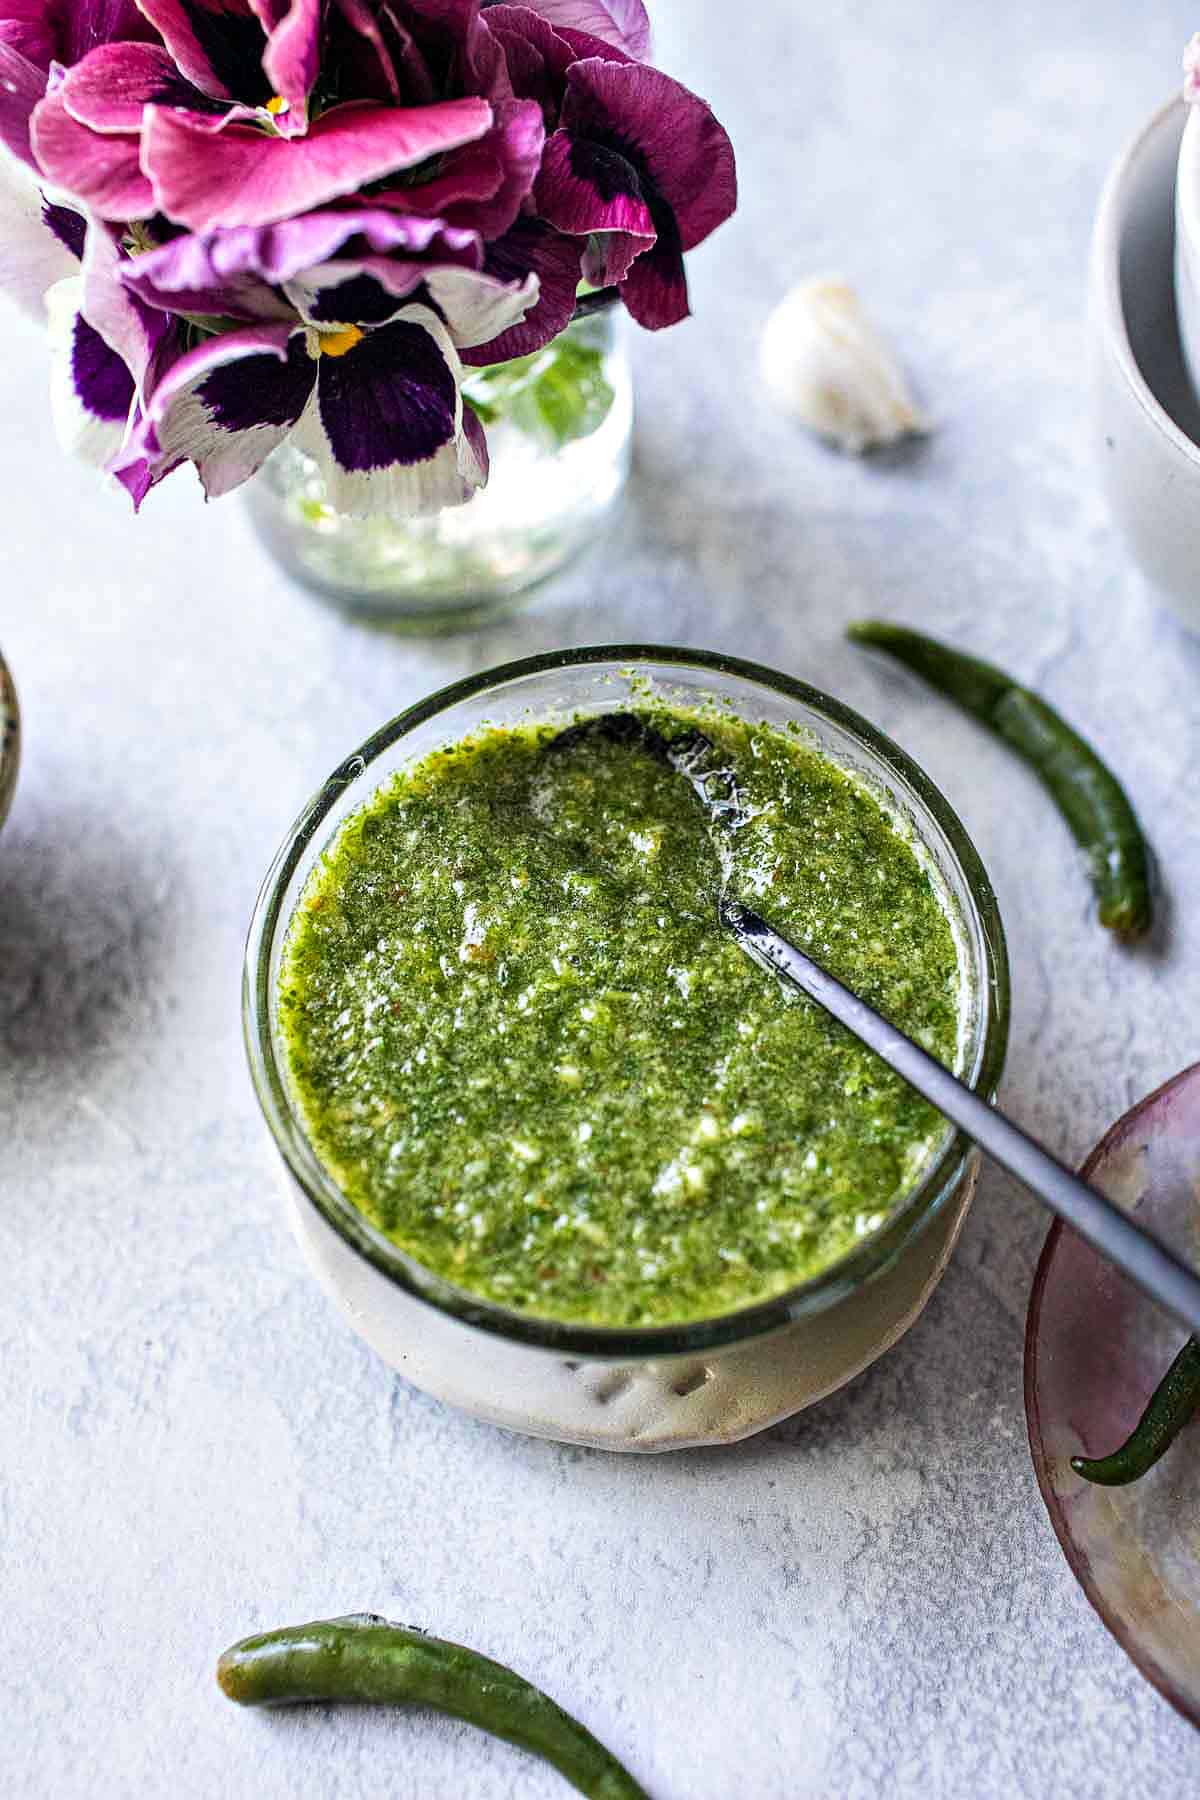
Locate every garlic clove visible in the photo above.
<box><xmin>760</xmin><ymin>277</ymin><xmax>930</xmax><ymax>455</ymax></box>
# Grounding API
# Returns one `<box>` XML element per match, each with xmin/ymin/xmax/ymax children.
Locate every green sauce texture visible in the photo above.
<box><xmin>279</xmin><ymin>706</ymin><xmax>963</xmax><ymax>1327</ymax></box>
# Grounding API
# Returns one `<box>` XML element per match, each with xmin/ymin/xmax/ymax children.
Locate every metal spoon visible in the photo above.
<box><xmin>547</xmin><ymin>714</ymin><xmax>1200</xmax><ymax>1338</ymax></box>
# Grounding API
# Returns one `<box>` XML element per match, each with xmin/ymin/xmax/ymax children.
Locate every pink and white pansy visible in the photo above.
<box><xmin>0</xmin><ymin>0</ymin><xmax>735</xmax><ymax>515</ymax></box>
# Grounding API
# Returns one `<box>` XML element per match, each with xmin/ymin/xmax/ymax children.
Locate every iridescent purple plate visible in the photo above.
<box><xmin>1026</xmin><ymin>1064</ymin><xmax>1200</xmax><ymax>1726</ymax></box>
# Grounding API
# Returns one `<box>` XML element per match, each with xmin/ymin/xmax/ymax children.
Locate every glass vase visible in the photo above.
<box><xmin>245</xmin><ymin>311</ymin><xmax>633</xmax><ymax>633</ymax></box>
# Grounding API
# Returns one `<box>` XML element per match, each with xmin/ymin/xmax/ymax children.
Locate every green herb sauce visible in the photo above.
<box><xmin>279</xmin><ymin>707</ymin><xmax>963</xmax><ymax>1327</ymax></box>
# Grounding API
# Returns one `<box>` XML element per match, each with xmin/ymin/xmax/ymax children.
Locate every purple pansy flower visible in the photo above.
<box><xmin>0</xmin><ymin>149</ymin><xmax>79</xmax><ymax>315</ymax></box>
<box><xmin>536</xmin><ymin>57</ymin><xmax>736</xmax><ymax>328</ymax></box>
<box><xmin>42</xmin><ymin>211</ymin><xmax>175</xmax><ymax>492</ymax></box>
<box><xmin>0</xmin><ymin>0</ymin><xmax>735</xmax><ymax>515</ymax></box>
<box><xmin>107</xmin><ymin>205</ymin><xmax>541</xmax><ymax>508</ymax></box>
<box><xmin>112</xmin><ymin>302</ymin><xmax>489</xmax><ymax>514</ymax></box>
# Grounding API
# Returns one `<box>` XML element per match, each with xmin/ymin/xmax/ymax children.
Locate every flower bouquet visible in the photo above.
<box><xmin>0</xmin><ymin>0</ymin><xmax>736</xmax><ymax>618</ymax></box>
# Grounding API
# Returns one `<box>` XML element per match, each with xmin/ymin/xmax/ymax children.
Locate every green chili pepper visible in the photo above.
<box><xmin>217</xmin><ymin>1615</ymin><xmax>650</xmax><ymax>1800</ymax></box>
<box><xmin>847</xmin><ymin>621</ymin><xmax>1152</xmax><ymax>937</ymax></box>
<box><xmin>1070</xmin><ymin>1337</ymin><xmax>1200</xmax><ymax>1486</ymax></box>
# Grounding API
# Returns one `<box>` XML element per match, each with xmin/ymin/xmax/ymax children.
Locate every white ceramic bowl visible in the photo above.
<box><xmin>1175</xmin><ymin>104</ymin><xmax>1200</xmax><ymax>419</ymax></box>
<box><xmin>1090</xmin><ymin>96</ymin><xmax>1200</xmax><ymax>630</ymax></box>
<box><xmin>0</xmin><ymin>649</ymin><xmax>19</xmax><ymax>834</ymax></box>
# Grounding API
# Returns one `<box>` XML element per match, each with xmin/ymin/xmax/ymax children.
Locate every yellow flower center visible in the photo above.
<box><xmin>318</xmin><ymin>325</ymin><xmax>365</xmax><ymax>359</ymax></box>
<box><xmin>265</xmin><ymin>95</ymin><xmax>289</xmax><ymax>116</ymax></box>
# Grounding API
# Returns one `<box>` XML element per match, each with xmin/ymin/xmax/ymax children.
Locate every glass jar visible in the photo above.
<box><xmin>244</xmin><ymin>312</ymin><xmax>633</xmax><ymax>633</ymax></box>
<box><xmin>244</xmin><ymin>647</ymin><xmax>1010</xmax><ymax>1450</ymax></box>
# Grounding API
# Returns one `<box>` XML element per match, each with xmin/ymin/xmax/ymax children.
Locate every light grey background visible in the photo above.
<box><xmin>3</xmin><ymin>2</ymin><xmax>1200</xmax><ymax>1795</ymax></box>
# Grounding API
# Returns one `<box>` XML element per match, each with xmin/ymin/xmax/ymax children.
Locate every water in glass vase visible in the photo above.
<box><xmin>245</xmin><ymin>312</ymin><xmax>633</xmax><ymax>632</ymax></box>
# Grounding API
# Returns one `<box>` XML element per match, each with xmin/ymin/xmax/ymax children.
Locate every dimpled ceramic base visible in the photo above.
<box><xmin>282</xmin><ymin>1158</ymin><xmax>978</xmax><ymax>1452</ymax></box>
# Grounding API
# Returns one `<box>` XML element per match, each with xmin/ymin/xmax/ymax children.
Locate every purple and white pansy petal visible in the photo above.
<box><xmin>43</xmin><ymin>197</ymin><xmax>88</xmax><ymax>260</ymax></box>
<box><xmin>81</xmin><ymin>219</ymin><xmax>170</xmax><ymax>388</ymax></box>
<box><xmin>416</xmin><ymin>259</ymin><xmax>538</xmax><ymax>348</ymax></box>
<box><xmin>119</xmin><ymin>220</ymin><xmax>307</xmax><ymax>322</ymax></box>
<box><xmin>143</xmin><ymin>94</ymin><xmax>493</xmax><ymax>229</ymax></box>
<box><xmin>31</xmin><ymin>84</ymin><xmax>156</xmax><ymax>219</ymax></box>
<box><xmin>45</xmin><ymin>273</ymin><xmax>137</xmax><ymax>469</ymax></box>
<box><xmin>121</xmin><ymin>207</ymin><xmax>480</xmax><ymax>320</ymax></box>
<box><xmin>278</xmin><ymin>218</ymin><xmax>528</xmax><ymax>344</ymax></box>
<box><xmin>459</xmin><ymin>216</ymin><xmax>581</xmax><ymax>363</ymax></box>
<box><xmin>121</xmin><ymin>247</ymin><xmax>295</xmax><ymax>322</ymax></box>
<box><xmin>114</xmin><ymin>319</ymin><xmax>315</xmax><ymax>500</ymax></box>
<box><xmin>292</xmin><ymin>302</ymin><xmax>484</xmax><ymax>516</ymax></box>
<box><xmin>199</xmin><ymin>206</ymin><xmax>482</xmax><ymax>284</ymax></box>
<box><xmin>111</xmin><ymin>447</ymin><xmax>154</xmax><ymax>506</ymax></box>
<box><xmin>284</xmin><ymin>256</ymin><xmax>426</xmax><ymax>323</ymax></box>
<box><xmin>0</xmin><ymin>148</ymin><xmax>79</xmax><ymax>316</ymax></box>
<box><xmin>460</xmin><ymin>392</ymin><xmax>488</xmax><ymax>481</ymax></box>
<box><xmin>132</xmin><ymin>0</ymin><xmax>274</xmax><ymax>104</ymax></box>
<box><xmin>506</xmin><ymin>0</ymin><xmax>649</xmax><ymax>59</ymax></box>
<box><xmin>0</xmin><ymin>37</ymin><xmax>46</xmax><ymax>166</ymax></box>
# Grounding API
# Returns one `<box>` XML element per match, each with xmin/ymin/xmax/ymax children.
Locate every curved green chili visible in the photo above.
<box><xmin>847</xmin><ymin>621</ymin><xmax>1152</xmax><ymax>937</ymax></box>
<box><xmin>1071</xmin><ymin>1337</ymin><xmax>1200</xmax><ymax>1486</ymax></box>
<box><xmin>217</xmin><ymin>1615</ymin><xmax>650</xmax><ymax>1800</ymax></box>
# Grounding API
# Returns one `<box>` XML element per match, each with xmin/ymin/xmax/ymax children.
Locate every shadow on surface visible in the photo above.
<box><xmin>0</xmin><ymin>796</ymin><xmax>181</xmax><ymax>1071</ymax></box>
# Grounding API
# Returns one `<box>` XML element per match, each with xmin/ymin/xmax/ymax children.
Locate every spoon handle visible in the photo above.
<box><xmin>723</xmin><ymin>899</ymin><xmax>1200</xmax><ymax>1338</ymax></box>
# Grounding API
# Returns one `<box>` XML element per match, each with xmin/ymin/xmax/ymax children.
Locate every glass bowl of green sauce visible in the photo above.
<box><xmin>245</xmin><ymin>647</ymin><xmax>1009</xmax><ymax>1450</ymax></box>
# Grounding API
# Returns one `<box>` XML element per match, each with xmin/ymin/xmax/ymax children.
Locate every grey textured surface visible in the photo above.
<box><xmin>3</xmin><ymin>2</ymin><xmax>1200</xmax><ymax>1795</ymax></box>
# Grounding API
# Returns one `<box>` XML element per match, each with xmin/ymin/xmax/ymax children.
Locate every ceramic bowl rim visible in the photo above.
<box><xmin>1093</xmin><ymin>93</ymin><xmax>1200</xmax><ymax>469</ymax></box>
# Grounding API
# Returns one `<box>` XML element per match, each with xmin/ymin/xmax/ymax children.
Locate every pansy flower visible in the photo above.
<box><xmin>536</xmin><ymin>56</ymin><xmax>736</xmax><ymax>328</ymax></box>
<box><xmin>108</xmin><ymin>204</ymin><xmax>559</xmax><ymax>510</ymax></box>
<box><xmin>0</xmin><ymin>0</ymin><xmax>735</xmax><ymax>515</ymax></box>
<box><xmin>30</xmin><ymin>6</ymin><xmax>495</xmax><ymax>228</ymax></box>
<box><xmin>0</xmin><ymin>153</ymin><xmax>171</xmax><ymax>493</ymax></box>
